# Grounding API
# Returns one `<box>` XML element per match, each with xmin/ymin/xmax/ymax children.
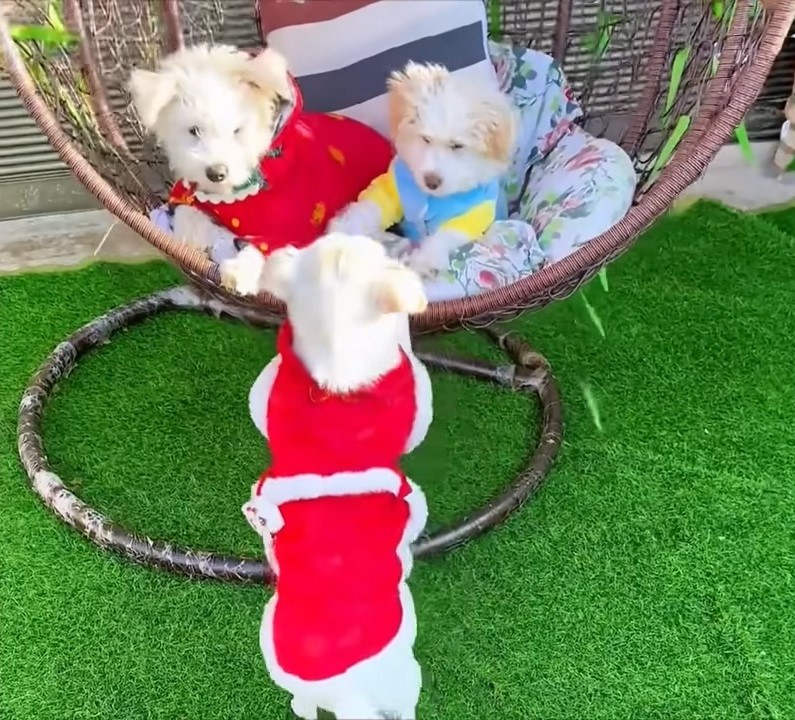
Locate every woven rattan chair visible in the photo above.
<box><xmin>4</xmin><ymin>0</ymin><xmax>794</xmax><ymax>583</ymax></box>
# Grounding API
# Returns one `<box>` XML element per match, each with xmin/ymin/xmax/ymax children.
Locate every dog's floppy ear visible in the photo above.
<box><xmin>242</xmin><ymin>48</ymin><xmax>293</xmax><ymax>102</ymax></box>
<box><xmin>373</xmin><ymin>261</ymin><xmax>428</xmax><ymax>316</ymax></box>
<box><xmin>261</xmin><ymin>245</ymin><xmax>299</xmax><ymax>301</ymax></box>
<box><xmin>386</xmin><ymin>80</ymin><xmax>414</xmax><ymax>141</ymax></box>
<box><xmin>386</xmin><ymin>62</ymin><xmax>448</xmax><ymax>139</ymax></box>
<box><xmin>386</xmin><ymin>68</ymin><xmax>416</xmax><ymax>140</ymax></box>
<box><xmin>128</xmin><ymin>69</ymin><xmax>177</xmax><ymax>130</ymax></box>
<box><xmin>479</xmin><ymin>96</ymin><xmax>518</xmax><ymax>166</ymax></box>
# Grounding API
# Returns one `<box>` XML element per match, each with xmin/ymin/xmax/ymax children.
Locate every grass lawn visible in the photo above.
<box><xmin>1</xmin><ymin>200</ymin><xmax>794</xmax><ymax>719</ymax></box>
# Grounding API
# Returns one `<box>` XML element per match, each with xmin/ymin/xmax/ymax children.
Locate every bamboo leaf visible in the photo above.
<box><xmin>721</xmin><ymin>0</ymin><xmax>738</xmax><ymax>28</ymax></box>
<box><xmin>597</xmin><ymin>10</ymin><xmax>623</xmax><ymax>27</ymax></box>
<box><xmin>734</xmin><ymin>121</ymin><xmax>754</xmax><ymax>164</ymax></box>
<box><xmin>596</xmin><ymin>30</ymin><xmax>612</xmax><ymax>58</ymax></box>
<box><xmin>598</xmin><ymin>267</ymin><xmax>609</xmax><ymax>292</ymax></box>
<box><xmin>583</xmin><ymin>11</ymin><xmax>622</xmax><ymax>60</ymax></box>
<box><xmin>487</xmin><ymin>0</ymin><xmax>502</xmax><ymax>37</ymax></box>
<box><xmin>582</xmin><ymin>30</ymin><xmax>601</xmax><ymax>56</ymax></box>
<box><xmin>580</xmin><ymin>382</ymin><xmax>604</xmax><ymax>432</ymax></box>
<box><xmin>582</xmin><ymin>28</ymin><xmax>611</xmax><ymax>59</ymax></box>
<box><xmin>664</xmin><ymin>48</ymin><xmax>690</xmax><ymax>116</ymax></box>
<box><xmin>652</xmin><ymin>115</ymin><xmax>691</xmax><ymax>173</ymax></box>
<box><xmin>711</xmin><ymin>0</ymin><xmax>725</xmax><ymax>20</ymax></box>
<box><xmin>10</xmin><ymin>24</ymin><xmax>76</xmax><ymax>48</ymax></box>
<box><xmin>46</xmin><ymin>0</ymin><xmax>67</xmax><ymax>32</ymax></box>
<box><xmin>580</xmin><ymin>292</ymin><xmax>606</xmax><ymax>338</ymax></box>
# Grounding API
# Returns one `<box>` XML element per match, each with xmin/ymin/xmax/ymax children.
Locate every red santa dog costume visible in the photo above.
<box><xmin>243</xmin><ymin>319</ymin><xmax>431</xmax><ymax>720</ymax></box>
<box><xmin>168</xmin><ymin>74</ymin><xmax>393</xmax><ymax>256</ymax></box>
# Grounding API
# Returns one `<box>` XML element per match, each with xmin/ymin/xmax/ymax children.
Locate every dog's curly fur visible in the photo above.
<box><xmin>331</xmin><ymin>62</ymin><xmax>517</xmax><ymax>275</ymax></box>
<box><xmin>244</xmin><ymin>235</ymin><xmax>430</xmax><ymax>719</ymax></box>
<box><xmin>130</xmin><ymin>44</ymin><xmax>289</xmax><ymax>194</ymax></box>
<box><xmin>387</xmin><ymin>62</ymin><xmax>516</xmax><ymax>197</ymax></box>
<box><xmin>129</xmin><ymin>45</ymin><xmax>291</xmax><ymax>255</ymax></box>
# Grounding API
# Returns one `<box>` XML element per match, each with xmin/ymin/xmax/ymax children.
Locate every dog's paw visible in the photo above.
<box><xmin>219</xmin><ymin>246</ymin><xmax>264</xmax><ymax>296</ymax></box>
<box><xmin>377</xmin><ymin>232</ymin><xmax>413</xmax><ymax>261</ymax></box>
<box><xmin>219</xmin><ymin>258</ymin><xmax>243</xmax><ymax>293</ymax></box>
<box><xmin>328</xmin><ymin>200</ymin><xmax>383</xmax><ymax>237</ymax></box>
<box><xmin>172</xmin><ymin>205</ymin><xmax>218</xmax><ymax>256</ymax></box>
<box><xmin>290</xmin><ymin>696</ymin><xmax>318</xmax><ymax>720</ymax></box>
<box><xmin>183</xmin><ymin>236</ymin><xmax>213</xmax><ymax>256</ymax></box>
<box><xmin>406</xmin><ymin>244</ymin><xmax>450</xmax><ymax>278</ymax></box>
<box><xmin>328</xmin><ymin>218</ymin><xmax>369</xmax><ymax>236</ymax></box>
<box><xmin>325</xmin><ymin>215</ymin><xmax>352</xmax><ymax>234</ymax></box>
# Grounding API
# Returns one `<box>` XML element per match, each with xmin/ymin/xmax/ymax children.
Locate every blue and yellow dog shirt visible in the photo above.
<box><xmin>358</xmin><ymin>157</ymin><xmax>502</xmax><ymax>244</ymax></box>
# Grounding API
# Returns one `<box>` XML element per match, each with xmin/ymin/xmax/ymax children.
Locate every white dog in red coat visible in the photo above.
<box><xmin>242</xmin><ymin>234</ymin><xmax>432</xmax><ymax>720</ymax></box>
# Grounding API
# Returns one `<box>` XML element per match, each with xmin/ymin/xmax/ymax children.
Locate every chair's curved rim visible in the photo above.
<box><xmin>16</xmin><ymin>285</ymin><xmax>564</xmax><ymax>583</ymax></box>
<box><xmin>1</xmin><ymin>2</ymin><xmax>793</xmax><ymax>332</ymax></box>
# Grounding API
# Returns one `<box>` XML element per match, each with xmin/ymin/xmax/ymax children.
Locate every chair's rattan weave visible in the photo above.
<box><xmin>1</xmin><ymin>0</ymin><xmax>793</xmax><ymax>332</ymax></box>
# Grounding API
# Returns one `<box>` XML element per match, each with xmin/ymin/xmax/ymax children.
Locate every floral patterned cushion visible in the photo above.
<box><xmin>491</xmin><ymin>41</ymin><xmax>584</xmax><ymax>209</ymax></box>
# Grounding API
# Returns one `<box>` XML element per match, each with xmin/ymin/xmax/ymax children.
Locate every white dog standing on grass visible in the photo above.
<box><xmin>240</xmin><ymin>235</ymin><xmax>432</xmax><ymax>719</ymax></box>
<box><xmin>330</xmin><ymin>62</ymin><xmax>517</xmax><ymax>277</ymax></box>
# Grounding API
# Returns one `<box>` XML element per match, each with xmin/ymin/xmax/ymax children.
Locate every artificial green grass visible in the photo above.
<box><xmin>755</xmin><ymin>204</ymin><xmax>795</xmax><ymax>238</ymax></box>
<box><xmin>2</xmin><ymin>200</ymin><xmax>795</xmax><ymax>719</ymax></box>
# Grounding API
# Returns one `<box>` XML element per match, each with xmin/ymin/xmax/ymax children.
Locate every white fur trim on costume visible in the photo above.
<box><xmin>249</xmin><ymin>355</ymin><xmax>282</xmax><ymax>438</ymax></box>
<box><xmin>259</xmin><ymin>468</ymin><xmax>403</xmax><ymax>506</ymax></box>
<box><xmin>402</xmin><ymin>479</ymin><xmax>428</xmax><ymax>548</ymax></box>
<box><xmin>397</xmin><ymin>479</ymin><xmax>428</xmax><ymax>578</ymax></box>
<box><xmin>260</xmin><ymin>582</ymin><xmax>421</xmax><ymax>719</ymax></box>
<box><xmin>405</xmin><ymin>353</ymin><xmax>433</xmax><ymax>453</ymax></box>
<box><xmin>251</xmin><ymin>468</ymin><xmax>405</xmax><ymax>535</ymax></box>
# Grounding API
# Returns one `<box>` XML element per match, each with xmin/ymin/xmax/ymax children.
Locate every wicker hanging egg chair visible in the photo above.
<box><xmin>4</xmin><ymin>0</ymin><xmax>794</xmax><ymax>583</ymax></box>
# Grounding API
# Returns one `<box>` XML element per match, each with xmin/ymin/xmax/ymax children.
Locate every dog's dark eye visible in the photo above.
<box><xmin>450</xmin><ymin>142</ymin><xmax>464</xmax><ymax>151</ymax></box>
<box><xmin>234</xmin><ymin>127</ymin><xmax>242</xmax><ymax>135</ymax></box>
<box><xmin>421</xmin><ymin>135</ymin><xmax>431</xmax><ymax>144</ymax></box>
<box><xmin>188</xmin><ymin>126</ymin><xmax>201</xmax><ymax>138</ymax></box>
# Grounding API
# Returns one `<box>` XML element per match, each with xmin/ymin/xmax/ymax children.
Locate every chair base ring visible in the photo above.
<box><xmin>17</xmin><ymin>286</ymin><xmax>563</xmax><ymax>584</ymax></box>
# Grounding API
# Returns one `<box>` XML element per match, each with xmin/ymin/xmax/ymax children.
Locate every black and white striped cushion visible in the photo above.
<box><xmin>257</xmin><ymin>0</ymin><xmax>498</xmax><ymax>137</ymax></box>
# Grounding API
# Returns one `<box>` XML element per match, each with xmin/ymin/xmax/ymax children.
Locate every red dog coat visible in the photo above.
<box><xmin>168</xmin><ymin>76</ymin><xmax>393</xmax><ymax>255</ymax></box>
<box><xmin>249</xmin><ymin>323</ymin><xmax>419</xmax><ymax>681</ymax></box>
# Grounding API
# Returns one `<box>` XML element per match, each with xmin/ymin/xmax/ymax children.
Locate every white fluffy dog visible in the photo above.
<box><xmin>243</xmin><ymin>234</ymin><xmax>432</xmax><ymax>719</ymax></box>
<box><xmin>330</xmin><ymin>62</ymin><xmax>517</xmax><ymax>276</ymax></box>
<box><xmin>129</xmin><ymin>45</ymin><xmax>289</xmax><ymax>256</ymax></box>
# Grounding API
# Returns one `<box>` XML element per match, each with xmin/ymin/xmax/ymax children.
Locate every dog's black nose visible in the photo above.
<box><xmin>423</xmin><ymin>172</ymin><xmax>442</xmax><ymax>191</ymax></box>
<box><xmin>205</xmin><ymin>164</ymin><xmax>228</xmax><ymax>183</ymax></box>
